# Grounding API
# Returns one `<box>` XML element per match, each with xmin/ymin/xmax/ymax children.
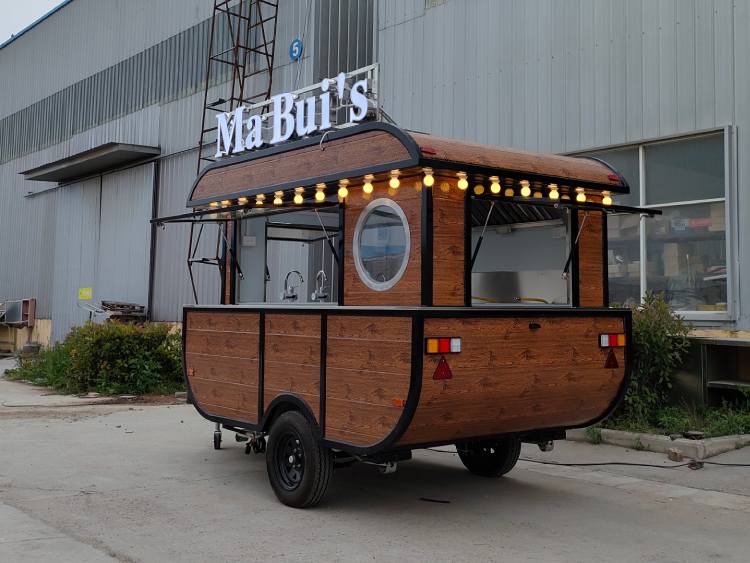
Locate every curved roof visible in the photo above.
<box><xmin>187</xmin><ymin>122</ymin><xmax>628</xmax><ymax>208</ymax></box>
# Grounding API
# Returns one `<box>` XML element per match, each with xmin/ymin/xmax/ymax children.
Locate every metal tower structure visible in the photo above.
<box><xmin>196</xmin><ymin>0</ymin><xmax>279</xmax><ymax>174</ymax></box>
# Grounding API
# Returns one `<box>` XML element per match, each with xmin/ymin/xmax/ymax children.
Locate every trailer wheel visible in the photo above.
<box><xmin>266</xmin><ymin>411</ymin><xmax>332</xmax><ymax>508</ymax></box>
<box><xmin>455</xmin><ymin>437</ymin><xmax>521</xmax><ymax>477</ymax></box>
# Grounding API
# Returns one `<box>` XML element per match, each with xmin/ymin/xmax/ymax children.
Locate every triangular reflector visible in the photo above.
<box><xmin>604</xmin><ymin>349</ymin><xmax>619</xmax><ymax>369</ymax></box>
<box><xmin>433</xmin><ymin>356</ymin><xmax>453</xmax><ymax>380</ymax></box>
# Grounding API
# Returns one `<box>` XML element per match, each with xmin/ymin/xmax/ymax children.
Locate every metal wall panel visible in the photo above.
<box><xmin>96</xmin><ymin>165</ymin><xmax>153</xmax><ymax>306</ymax></box>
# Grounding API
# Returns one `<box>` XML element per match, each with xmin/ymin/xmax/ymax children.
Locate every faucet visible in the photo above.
<box><xmin>310</xmin><ymin>270</ymin><xmax>329</xmax><ymax>302</ymax></box>
<box><xmin>282</xmin><ymin>270</ymin><xmax>304</xmax><ymax>302</ymax></box>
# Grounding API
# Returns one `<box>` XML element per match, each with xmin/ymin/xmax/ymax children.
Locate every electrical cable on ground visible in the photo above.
<box><xmin>426</xmin><ymin>448</ymin><xmax>750</xmax><ymax>469</ymax></box>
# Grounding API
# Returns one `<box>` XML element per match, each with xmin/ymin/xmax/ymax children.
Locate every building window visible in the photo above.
<box><xmin>583</xmin><ymin>130</ymin><xmax>729</xmax><ymax>317</ymax></box>
<box><xmin>353</xmin><ymin>198</ymin><xmax>410</xmax><ymax>291</ymax></box>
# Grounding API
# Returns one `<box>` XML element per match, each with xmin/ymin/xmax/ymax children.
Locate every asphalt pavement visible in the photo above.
<box><xmin>1</xmin><ymin>358</ymin><xmax>748</xmax><ymax>562</ymax></box>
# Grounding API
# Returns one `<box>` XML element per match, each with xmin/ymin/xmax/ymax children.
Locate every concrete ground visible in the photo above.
<box><xmin>1</xmin><ymin>358</ymin><xmax>749</xmax><ymax>562</ymax></box>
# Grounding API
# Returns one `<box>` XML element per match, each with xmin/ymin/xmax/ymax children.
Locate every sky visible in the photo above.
<box><xmin>0</xmin><ymin>0</ymin><xmax>64</xmax><ymax>46</ymax></box>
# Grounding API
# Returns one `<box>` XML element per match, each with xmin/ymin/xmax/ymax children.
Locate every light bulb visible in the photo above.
<box><xmin>576</xmin><ymin>187</ymin><xmax>586</xmax><ymax>203</ymax></box>
<box><xmin>533</xmin><ymin>191</ymin><xmax>543</xmax><ymax>198</ymax></box>
<box><xmin>457</xmin><ymin>172</ymin><xmax>468</xmax><ymax>190</ymax></box>
<box><xmin>602</xmin><ymin>191</ymin><xmax>613</xmax><ymax>206</ymax></box>
<box><xmin>363</xmin><ymin>174</ymin><xmax>374</xmax><ymax>194</ymax></box>
<box><xmin>504</xmin><ymin>187</ymin><xmax>514</xmax><ymax>197</ymax></box>
<box><xmin>561</xmin><ymin>194</ymin><xmax>571</xmax><ymax>200</ymax></box>
<box><xmin>238</xmin><ymin>196</ymin><xmax>248</xmax><ymax>205</ymax></box>
<box><xmin>255</xmin><ymin>194</ymin><xmax>265</xmax><ymax>206</ymax></box>
<box><xmin>473</xmin><ymin>184</ymin><xmax>484</xmax><ymax>195</ymax></box>
<box><xmin>490</xmin><ymin>176</ymin><xmax>501</xmax><ymax>194</ymax></box>
<box><xmin>294</xmin><ymin>187</ymin><xmax>304</xmax><ymax>205</ymax></box>
<box><xmin>520</xmin><ymin>180</ymin><xmax>531</xmax><ymax>197</ymax></box>
<box><xmin>338</xmin><ymin>179</ymin><xmax>349</xmax><ymax>199</ymax></box>
<box><xmin>548</xmin><ymin>184</ymin><xmax>559</xmax><ymax>200</ymax></box>
<box><xmin>422</xmin><ymin>167</ymin><xmax>435</xmax><ymax>187</ymax></box>
<box><xmin>209</xmin><ymin>201</ymin><xmax>220</xmax><ymax>209</ymax></box>
<box><xmin>221</xmin><ymin>200</ymin><xmax>232</xmax><ymax>207</ymax></box>
<box><xmin>273</xmin><ymin>191</ymin><xmax>283</xmax><ymax>205</ymax></box>
<box><xmin>389</xmin><ymin>170</ymin><xmax>400</xmax><ymax>189</ymax></box>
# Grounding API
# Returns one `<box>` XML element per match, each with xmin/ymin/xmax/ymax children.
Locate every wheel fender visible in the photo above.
<box><xmin>262</xmin><ymin>395</ymin><xmax>320</xmax><ymax>435</ymax></box>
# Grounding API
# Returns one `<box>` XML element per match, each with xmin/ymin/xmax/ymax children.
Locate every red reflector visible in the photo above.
<box><xmin>608</xmin><ymin>334</ymin><xmax>619</xmax><ymax>347</ymax></box>
<box><xmin>438</xmin><ymin>338</ymin><xmax>451</xmax><ymax>353</ymax></box>
<box><xmin>604</xmin><ymin>349</ymin><xmax>619</xmax><ymax>369</ymax></box>
<box><xmin>421</xmin><ymin>145</ymin><xmax>438</xmax><ymax>155</ymax></box>
<box><xmin>433</xmin><ymin>356</ymin><xmax>453</xmax><ymax>380</ymax></box>
<box><xmin>607</xmin><ymin>173</ymin><xmax>620</xmax><ymax>182</ymax></box>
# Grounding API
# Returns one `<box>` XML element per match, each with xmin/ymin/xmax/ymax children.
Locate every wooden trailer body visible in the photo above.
<box><xmin>157</xmin><ymin>122</ymin><xmax>658</xmax><ymax>505</ymax></box>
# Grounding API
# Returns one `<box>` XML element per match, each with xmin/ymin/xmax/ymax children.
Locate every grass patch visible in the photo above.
<box><xmin>602</xmin><ymin>404</ymin><xmax>750</xmax><ymax>438</ymax></box>
<box><xmin>6</xmin><ymin>322</ymin><xmax>184</xmax><ymax>395</ymax></box>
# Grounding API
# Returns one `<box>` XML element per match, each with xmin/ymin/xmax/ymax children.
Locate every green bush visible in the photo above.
<box><xmin>9</xmin><ymin>322</ymin><xmax>184</xmax><ymax>395</ymax></box>
<box><xmin>615</xmin><ymin>291</ymin><xmax>691</xmax><ymax>425</ymax></box>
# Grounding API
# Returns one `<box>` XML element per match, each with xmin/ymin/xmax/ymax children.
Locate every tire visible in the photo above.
<box><xmin>456</xmin><ymin>437</ymin><xmax>521</xmax><ymax>477</ymax></box>
<box><xmin>266</xmin><ymin>411</ymin><xmax>333</xmax><ymax>508</ymax></box>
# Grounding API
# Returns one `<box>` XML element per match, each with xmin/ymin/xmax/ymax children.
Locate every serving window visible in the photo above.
<box><xmin>470</xmin><ymin>200</ymin><xmax>572</xmax><ymax>306</ymax></box>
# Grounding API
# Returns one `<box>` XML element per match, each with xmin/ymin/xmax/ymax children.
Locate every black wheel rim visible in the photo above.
<box><xmin>275</xmin><ymin>432</ymin><xmax>305</xmax><ymax>491</ymax></box>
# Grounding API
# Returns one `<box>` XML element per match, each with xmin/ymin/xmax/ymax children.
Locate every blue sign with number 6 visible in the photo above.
<box><xmin>289</xmin><ymin>38</ymin><xmax>303</xmax><ymax>62</ymax></box>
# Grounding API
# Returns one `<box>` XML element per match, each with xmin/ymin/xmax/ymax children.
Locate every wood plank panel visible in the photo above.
<box><xmin>187</xmin><ymin>311</ymin><xmax>260</xmax><ymax>333</ymax></box>
<box><xmin>263</xmin><ymin>314</ymin><xmax>321</xmax><ymax>422</ymax></box>
<box><xmin>343</xmin><ymin>182</ymin><xmax>422</xmax><ymax>305</ymax></box>
<box><xmin>185</xmin><ymin>330</ymin><xmax>259</xmax><ymax>359</ymax></box>
<box><xmin>325</xmin><ymin>315</ymin><xmax>412</xmax><ymax>446</ymax></box>
<box><xmin>190</xmin><ymin>378</ymin><xmax>258</xmax><ymax>421</ymax></box>
<box><xmin>578</xmin><ymin>210</ymin><xmax>605</xmax><ymax>307</ymax></box>
<box><xmin>190</xmin><ymin>130</ymin><xmax>413</xmax><ymax>204</ymax></box>
<box><xmin>397</xmin><ymin>315</ymin><xmax>626</xmax><ymax>446</ymax></box>
<box><xmin>186</xmin><ymin>353</ymin><xmax>258</xmax><ymax>386</ymax></box>
<box><xmin>432</xmin><ymin>181</ymin><xmax>465</xmax><ymax>306</ymax></box>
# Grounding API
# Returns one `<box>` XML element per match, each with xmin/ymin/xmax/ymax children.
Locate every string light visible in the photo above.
<box><xmin>338</xmin><ymin>179</ymin><xmax>350</xmax><ymax>199</ymax></box>
<box><xmin>520</xmin><ymin>180</ymin><xmax>531</xmax><ymax>197</ymax></box>
<box><xmin>273</xmin><ymin>191</ymin><xmax>283</xmax><ymax>205</ymax></box>
<box><xmin>294</xmin><ymin>187</ymin><xmax>304</xmax><ymax>205</ymax></box>
<box><xmin>422</xmin><ymin>167</ymin><xmax>435</xmax><ymax>187</ymax></box>
<box><xmin>561</xmin><ymin>192</ymin><xmax>571</xmax><ymax>200</ymax></box>
<box><xmin>255</xmin><ymin>194</ymin><xmax>265</xmax><ymax>206</ymax></box>
<box><xmin>237</xmin><ymin>196</ymin><xmax>249</xmax><ymax>205</ymax></box>
<box><xmin>457</xmin><ymin>172</ymin><xmax>468</xmax><ymax>190</ymax></box>
<box><xmin>389</xmin><ymin>170</ymin><xmax>400</xmax><ymax>189</ymax></box>
<box><xmin>473</xmin><ymin>183</ymin><xmax>485</xmax><ymax>195</ymax></box>
<box><xmin>221</xmin><ymin>200</ymin><xmax>232</xmax><ymax>207</ymax></box>
<box><xmin>363</xmin><ymin>174</ymin><xmax>374</xmax><ymax>194</ymax></box>
<box><xmin>315</xmin><ymin>183</ymin><xmax>326</xmax><ymax>202</ymax></box>
<box><xmin>490</xmin><ymin>176</ymin><xmax>501</xmax><ymax>194</ymax></box>
<box><xmin>209</xmin><ymin>201</ymin><xmax>220</xmax><ymax>209</ymax></box>
<box><xmin>548</xmin><ymin>183</ymin><xmax>559</xmax><ymax>200</ymax></box>
<box><xmin>576</xmin><ymin>187</ymin><xmax>586</xmax><ymax>203</ymax></box>
<box><xmin>602</xmin><ymin>191</ymin><xmax>613</xmax><ymax>206</ymax></box>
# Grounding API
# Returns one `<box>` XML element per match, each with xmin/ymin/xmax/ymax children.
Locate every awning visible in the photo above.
<box><xmin>21</xmin><ymin>142</ymin><xmax>160</xmax><ymax>182</ymax></box>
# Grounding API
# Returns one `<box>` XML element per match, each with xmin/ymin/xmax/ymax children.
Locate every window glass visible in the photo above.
<box><xmin>584</xmin><ymin>148</ymin><xmax>640</xmax><ymax>207</ymax></box>
<box><xmin>646</xmin><ymin>202</ymin><xmax>726</xmax><ymax>311</ymax></box>
<box><xmin>607</xmin><ymin>214</ymin><xmax>642</xmax><ymax>307</ymax></box>
<box><xmin>354</xmin><ymin>200</ymin><xmax>410</xmax><ymax>290</ymax></box>
<box><xmin>645</xmin><ymin>134</ymin><xmax>724</xmax><ymax>205</ymax></box>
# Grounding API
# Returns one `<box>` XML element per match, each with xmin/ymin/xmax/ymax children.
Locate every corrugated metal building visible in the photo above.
<box><xmin>1</xmin><ymin>0</ymin><xmax>748</xmax><ymax>350</ymax></box>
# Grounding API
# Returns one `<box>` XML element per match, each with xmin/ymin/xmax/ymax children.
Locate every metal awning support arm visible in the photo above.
<box><xmin>469</xmin><ymin>200</ymin><xmax>495</xmax><ymax>270</ymax></box>
<box><xmin>314</xmin><ymin>208</ymin><xmax>340</xmax><ymax>265</ymax></box>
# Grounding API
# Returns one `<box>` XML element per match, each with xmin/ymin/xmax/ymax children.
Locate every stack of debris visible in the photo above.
<box><xmin>101</xmin><ymin>301</ymin><xmax>147</xmax><ymax>324</ymax></box>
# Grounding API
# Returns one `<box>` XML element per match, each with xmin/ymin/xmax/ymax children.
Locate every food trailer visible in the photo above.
<box><xmin>156</xmin><ymin>119</ymin><xmax>658</xmax><ymax>508</ymax></box>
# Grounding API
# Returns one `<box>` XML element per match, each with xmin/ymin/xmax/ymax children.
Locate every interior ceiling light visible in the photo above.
<box><xmin>338</xmin><ymin>179</ymin><xmax>350</xmax><ymax>198</ymax></box>
<box><xmin>422</xmin><ymin>167</ymin><xmax>435</xmax><ymax>187</ymax></box>
<box><xmin>363</xmin><ymin>174</ymin><xmax>374</xmax><ymax>194</ymax></box>
<box><xmin>294</xmin><ymin>187</ymin><xmax>304</xmax><ymax>205</ymax></box>
<box><xmin>490</xmin><ymin>176</ymin><xmax>501</xmax><ymax>194</ymax></box>
<box><xmin>456</xmin><ymin>172</ymin><xmax>468</xmax><ymax>190</ymax></box>
<box><xmin>389</xmin><ymin>170</ymin><xmax>401</xmax><ymax>189</ymax></box>
<box><xmin>315</xmin><ymin>183</ymin><xmax>326</xmax><ymax>202</ymax></box>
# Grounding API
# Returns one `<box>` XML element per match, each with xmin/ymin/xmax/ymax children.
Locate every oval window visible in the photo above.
<box><xmin>353</xmin><ymin>198</ymin><xmax>411</xmax><ymax>291</ymax></box>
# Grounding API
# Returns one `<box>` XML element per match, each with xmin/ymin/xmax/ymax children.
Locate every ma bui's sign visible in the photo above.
<box><xmin>215</xmin><ymin>72</ymin><xmax>369</xmax><ymax>158</ymax></box>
